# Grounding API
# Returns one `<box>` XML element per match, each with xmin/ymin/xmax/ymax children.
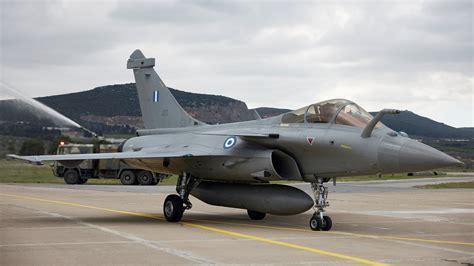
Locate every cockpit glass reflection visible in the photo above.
<box><xmin>335</xmin><ymin>104</ymin><xmax>383</xmax><ymax>129</ymax></box>
<box><xmin>281</xmin><ymin>99</ymin><xmax>385</xmax><ymax>129</ymax></box>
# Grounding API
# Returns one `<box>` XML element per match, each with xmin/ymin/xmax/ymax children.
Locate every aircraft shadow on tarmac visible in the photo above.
<box><xmin>24</xmin><ymin>212</ymin><xmax>318</xmax><ymax>229</ymax></box>
<box><xmin>26</xmin><ymin>212</ymin><xmax>370</xmax><ymax>234</ymax></box>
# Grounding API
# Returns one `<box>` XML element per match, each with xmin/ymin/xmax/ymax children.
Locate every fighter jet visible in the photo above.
<box><xmin>9</xmin><ymin>50</ymin><xmax>464</xmax><ymax>231</ymax></box>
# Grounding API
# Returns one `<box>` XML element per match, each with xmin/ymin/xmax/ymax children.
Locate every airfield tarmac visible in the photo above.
<box><xmin>1</xmin><ymin>176</ymin><xmax>473</xmax><ymax>266</ymax></box>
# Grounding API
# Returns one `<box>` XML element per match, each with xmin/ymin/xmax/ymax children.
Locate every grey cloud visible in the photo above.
<box><xmin>0</xmin><ymin>0</ymin><xmax>472</xmax><ymax>127</ymax></box>
<box><xmin>1</xmin><ymin>1</ymin><xmax>122</xmax><ymax>67</ymax></box>
<box><xmin>110</xmin><ymin>1</ymin><xmax>315</xmax><ymax>26</ymax></box>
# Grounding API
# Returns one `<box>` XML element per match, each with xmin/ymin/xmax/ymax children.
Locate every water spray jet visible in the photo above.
<box><xmin>0</xmin><ymin>81</ymin><xmax>100</xmax><ymax>138</ymax></box>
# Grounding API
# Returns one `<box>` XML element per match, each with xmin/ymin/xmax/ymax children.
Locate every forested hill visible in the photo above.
<box><xmin>36</xmin><ymin>84</ymin><xmax>251</xmax><ymax>123</ymax></box>
<box><xmin>372</xmin><ymin>111</ymin><xmax>474</xmax><ymax>139</ymax></box>
<box><xmin>0</xmin><ymin>83</ymin><xmax>471</xmax><ymax>139</ymax></box>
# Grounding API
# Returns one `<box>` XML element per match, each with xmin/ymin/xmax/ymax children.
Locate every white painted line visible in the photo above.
<box><xmin>368</xmin><ymin>209</ymin><xmax>474</xmax><ymax>215</ymax></box>
<box><xmin>381</xmin><ymin>255</ymin><xmax>474</xmax><ymax>265</ymax></box>
<box><xmin>347</xmin><ymin>208</ymin><xmax>474</xmax><ymax>222</ymax></box>
<box><xmin>0</xmin><ymin>241</ymin><xmax>133</xmax><ymax>247</ymax></box>
<box><xmin>1</xmin><ymin>203</ymin><xmax>216</xmax><ymax>263</ymax></box>
<box><xmin>0</xmin><ymin>226</ymin><xmax>88</xmax><ymax>230</ymax></box>
<box><xmin>38</xmin><ymin>210</ymin><xmax>217</xmax><ymax>264</ymax></box>
<box><xmin>390</xmin><ymin>239</ymin><xmax>474</xmax><ymax>256</ymax></box>
<box><xmin>0</xmin><ymin>215</ymin><xmax>54</xmax><ymax>219</ymax></box>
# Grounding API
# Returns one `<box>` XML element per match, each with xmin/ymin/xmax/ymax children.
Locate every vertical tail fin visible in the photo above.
<box><xmin>127</xmin><ymin>49</ymin><xmax>204</xmax><ymax>129</ymax></box>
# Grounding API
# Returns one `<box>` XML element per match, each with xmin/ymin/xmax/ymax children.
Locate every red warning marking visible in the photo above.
<box><xmin>307</xmin><ymin>137</ymin><xmax>315</xmax><ymax>145</ymax></box>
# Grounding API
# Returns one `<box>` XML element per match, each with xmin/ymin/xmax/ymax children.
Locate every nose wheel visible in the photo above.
<box><xmin>309</xmin><ymin>177</ymin><xmax>333</xmax><ymax>231</ymax></box>
<box><xmin>309</xmin><ymin>213</ymin><xmax>332</xmax><ymax>231</ymax></box>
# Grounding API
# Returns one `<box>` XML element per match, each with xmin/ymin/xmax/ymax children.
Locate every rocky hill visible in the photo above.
<box><xmin>0</xmin><ymin>83</ymin><xmax>472</xmax><ymax>139</ymax></box>
<box><xmin>33</xmin><ymin>84</ymin><xmax>257</xmax><ymax>126</ymax></box>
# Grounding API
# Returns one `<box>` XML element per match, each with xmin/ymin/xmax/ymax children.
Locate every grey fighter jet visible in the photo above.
<box><xmin>9</xmin><ymin>50</ymin><xmax>464</xmax><ymax>231</ymax></box>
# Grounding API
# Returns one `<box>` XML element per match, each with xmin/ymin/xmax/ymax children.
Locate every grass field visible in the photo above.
<box><xmin>0</xmin><ymin>159</ymin><xmax>181</xmax><ymax>185</ymax></box>
<box><xmin>415</xmin><ymin>181</ymin><xmax>474</xmax><ymax>189</ymax></box>
<box><xmin>1</xmin><ymin>159</ymin><xmax>463</xmax><ymax>186</ymax></box>
<box><xmin>0</xmin><ymin>159</ymin><xmax>124</xmax><ymax>184</ymax></box>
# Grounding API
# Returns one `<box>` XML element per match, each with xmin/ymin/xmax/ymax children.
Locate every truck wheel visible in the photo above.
<box><xmin>64</xmin><ymin>169</ymin><xmax>80</xmax><ymax>185</ymax></box>
<box><xmin>78</xmin><ymin>178</ymin><xmax>88</xmax><ymax>184</ymax></box>
<box><xmin>137</xmin><ymin>171</ymin><xmax>154</xmax><ymax>185</ymax></box>
<box><xmin>120</xmin><ymin>170</ymin><xmax>137</xmax><ymax>185</ymax></box>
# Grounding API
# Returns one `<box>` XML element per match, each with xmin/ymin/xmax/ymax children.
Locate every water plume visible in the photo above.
<box><xmin>0</xmin><ymin>81</ymin><xmax>81</xmax><ymax>128</ymax></box>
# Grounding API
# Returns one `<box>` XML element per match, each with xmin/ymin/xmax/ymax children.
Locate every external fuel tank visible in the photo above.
<box><xmin>191</xmin><ymin>182</ymin><xmax>314</xmax><ymax>215</ymax></box>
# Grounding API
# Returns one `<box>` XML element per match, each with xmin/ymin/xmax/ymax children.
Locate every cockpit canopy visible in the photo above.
<box><xmin>281</xmin><ymin>99</ymin><xmax>384</xmax><ymax>129</ymax></box>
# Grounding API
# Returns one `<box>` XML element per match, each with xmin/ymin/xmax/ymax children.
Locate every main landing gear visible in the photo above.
<box><xmin>309</xmin><ymin>177</ymin><xmax>332</xmax><ymax>231</ymax></box>
<box><xmin>163</xmin><ymin>172</ymin><xmax>199</xmax><ymax>222</ymax></box>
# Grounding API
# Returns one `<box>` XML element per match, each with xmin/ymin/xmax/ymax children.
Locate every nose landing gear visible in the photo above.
<box><xmin>309</xmin><ymin>213</ymin><xmax>332</xmax><ymax>231</ymax></box>
<box><xmin>309</xmin><ymin>177</ymin><xmax>332</xmax><ymax>231</ymax></box>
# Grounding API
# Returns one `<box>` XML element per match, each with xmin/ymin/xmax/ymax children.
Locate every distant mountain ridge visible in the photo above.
<box><xmin>371</xmin><ymin>111</ymin><xmax>474</xmax><ymax>139</ymax></box>
<box><xmin>36</xmin><ymin>84</ymin><xmax>257</xmax><ymax>125</ymax></box>
<box><xmin>0</xmin><ymin>83</ymin><xmax>472</xmax><ymax>139</ymax></box>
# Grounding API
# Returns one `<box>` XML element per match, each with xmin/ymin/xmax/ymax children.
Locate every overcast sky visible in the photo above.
<box><xmin>1</xmin><ymin>0</ymin><xmax>472</xmax><ymax>127</ymax></box>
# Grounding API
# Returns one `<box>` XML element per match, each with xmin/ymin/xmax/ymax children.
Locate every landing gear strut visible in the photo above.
<box><xmin>163</xmin><ymin>172</ymin><xmax>199</xmax><ymax>222</ymax></box>
<box><xmin>309</xmin><ymin>177</ymin><xmax>332</xmax><ymax>231</ymax></box>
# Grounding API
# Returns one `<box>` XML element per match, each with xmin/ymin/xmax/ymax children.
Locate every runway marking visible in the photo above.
<box><xmin>368</xmin><ymin>209</ymin><xmax>474</xmax><ymax>214</ymax></box>
<box><xmin>1</xmin><ymin>215</ymin><xmax>55</xmax><ymax>219</ymax></box>
<box><xmin>180</xmin><ymin>222</ymin><xmax>389</xmax><ymax>266</ymax></box>
<box><xmin>389</xmin><ymin>240</ymin><xmax>474</xmax><ymax>256</ymax></box>
<box><xmin>358</xmin><ymin>209</ymin><xmax>474</xmax><ymax>222</ymax></box>
<box><xmin>0</xmin><ymin>241</ymin><xmax>134</xmax><ymax>247</ymax></box>
<box><xmin>3</xmin><ymin>192</ymin><xmax>473</xmax><ymax>249</ymax></box>
<box><xmin>0</xmin><ymin>226</ymin><xmax>89</xmax><ymax>230</ymax></box>
<box><xmin>31</xmin><ymin>208</ymin><xmax>216</xmax><ymax>264</ymax></box>
<box><xmin>182</xmin><ymin>217</ymin><xmax>474</xmax><ymax>246</ymax></box>
<box><xmin>0</xmin><ymin>193</ymin><xmax>388</xmax><ymax>266</ymax></box>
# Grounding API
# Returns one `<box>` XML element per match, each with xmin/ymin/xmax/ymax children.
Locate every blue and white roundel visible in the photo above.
<box><xmin>223</xmin><ymin>136</ymin><xmax>237</xmax><ymax>149</ymax></box>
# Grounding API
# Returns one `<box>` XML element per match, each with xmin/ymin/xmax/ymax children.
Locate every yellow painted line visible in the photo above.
<box><xmin>1</xmin><ymin>193</ymin><xmax>388</xmax><ymax>266</ymax></box>
<box><xmin>184</xmin><ymin>217</ymin><xmax>474</xmax><ymax>247</ymax></box>
<box><xmin>2</xmin><ymin>192</ymin><xmax>471</xmax><ymax>247</ymax></box>
<box><xmin>340</xmin><ymin>144</ymin><xmax>353</xmax><ymax>150</ymax></box>
<box><xmin>184</xmin><ymin>222</ymin><xmax>389</xmax><ymax>266</ymax></box>
<box><xmin>329</xmin><ymin>231</ymin><xmax>474</xmax><ymax>247</ymax></box>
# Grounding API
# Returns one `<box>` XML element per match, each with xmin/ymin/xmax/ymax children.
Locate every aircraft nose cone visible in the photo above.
<box><xmin>399</xmin><ymin>139</ymin><xmax>464</xmax><ymax>172</ymax></box>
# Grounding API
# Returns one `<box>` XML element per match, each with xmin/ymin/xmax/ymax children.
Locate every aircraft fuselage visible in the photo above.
<box><xmin>121</xmin><ymin>118</ymin><xmax>457</xmax><ymax>183</ymax></box>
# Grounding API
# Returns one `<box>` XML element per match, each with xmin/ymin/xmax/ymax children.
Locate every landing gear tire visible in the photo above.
<box><xmin>137</xmin><ymin>171</ymin><xmax>154</xmax><ymax>186</ymax></box>
<box><xmin>120</xmin><ymin>170</ymin><xmax>137</xmax><ymax>185</ymax></box>
<box><xmin>309</xmin><ymin>177</ymin><xmax>333</xmax><ymax>231</ymax></box>
<box><xmin>247</xmin><ymin>210</ymin><xmax>266</xmax><ymax>220</ymax></box>
<box><xmin>321</xmin><ymin>216</ymin><xmax>332</xmax><ymax>231</ymax></box>
<box><xmin>163</xmin><ymin>173</ymin><xmax>200</xmax><ymax>223</ymax></box>
<box><xmin>64</xmin><ymin>169</ymin><xmax>80</xmax><ymax>184</ymax></box>
<box><xmin>309</xmin><ymin>215</ymin><xmax>322</xmax><ymax>231</ymax></box>
<box><xmin>163</xmin><ymin>194</ymin><xmax>184</xmax><ymax>222</ymax></box>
